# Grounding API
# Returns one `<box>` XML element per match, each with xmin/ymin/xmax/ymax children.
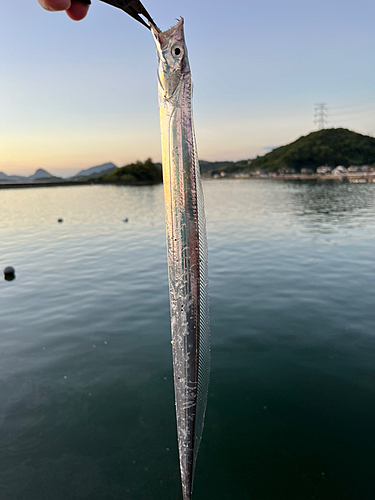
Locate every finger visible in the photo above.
<box><xmin>66</xmin><ymin>0</ymin><xmax>90</xmax><ymax>20</ymax></box>
<box><xmin>38</xmin><ymin>0</ymin><xmax>71</xmax><ymax>11</ymax></box>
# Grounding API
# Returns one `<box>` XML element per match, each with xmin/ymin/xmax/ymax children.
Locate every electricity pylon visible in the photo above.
<box><xmin>314</xmin><ymin>103</ymin><xmax>328</xmax><ymax>129</ymax></box>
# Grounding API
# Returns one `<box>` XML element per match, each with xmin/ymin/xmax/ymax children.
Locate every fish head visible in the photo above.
<box><xmin>152</xmin><ymin>18</ymin><xmax>190</xmax><ymax>100</ymax></box>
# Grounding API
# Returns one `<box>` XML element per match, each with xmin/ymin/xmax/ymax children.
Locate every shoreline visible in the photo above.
<box><xmin>0</xmin><ymin>180</ymin><xmax>161</xmax><ymax>190</ymax></box>
<box><xmin>203</xmin><ymin>173</ymin><xmax>375</xmax><ymax>182</ymax></box>
<box><xmin>1</xmin><ymin>174</ymin><xmax>374</xmax><ymax>189</ymax></box>
<box><xmin>274</xmin><ymin>173</ymin><xmax>375</xmax><ymax>181</ymax></box>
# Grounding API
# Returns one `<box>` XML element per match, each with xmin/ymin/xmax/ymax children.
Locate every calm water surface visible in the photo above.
<box><xmin>0</xmin><ymin>180</ymin><xmax>375</xmax><ymax>499</ymax></box>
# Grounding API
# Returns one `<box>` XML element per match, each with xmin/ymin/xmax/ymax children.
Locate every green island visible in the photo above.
<box><xmin>93</xmin><ymin>158</ymin><xmax>162</xmax><ymax>185</ymax></box>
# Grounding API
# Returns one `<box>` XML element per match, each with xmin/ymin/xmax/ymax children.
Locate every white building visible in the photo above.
<box><xmin>316</xmin><ymin>166</ymin><xmax>332</xmax><ymax>174</ymax></box>
<box><xmin>332</xmin><ymin>166</ymin><xmax>347</xmax><ymax>174</ymax></box>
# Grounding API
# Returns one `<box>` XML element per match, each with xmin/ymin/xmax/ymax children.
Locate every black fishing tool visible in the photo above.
<box><xmin>76</xmin><ymin>0</ymin><xmax>160</xmax><ymax>31</ymax></box>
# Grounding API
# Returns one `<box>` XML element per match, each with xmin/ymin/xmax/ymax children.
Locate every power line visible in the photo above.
<box><xmin>329</xmin><ymin>100</ymin><xmax>375</xmax><ymax>111</ymax></box>
<box><xmin>330</xmin><ymin>107</ymin><xmax>375</xmax><ymax>118</ymax></box>
<box><xmin>314</xmin><ymin>103</ymin><xmax>328</xmax><ymax>129</ymax></box>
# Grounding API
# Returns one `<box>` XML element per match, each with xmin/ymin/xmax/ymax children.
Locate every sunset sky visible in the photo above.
<box><xmin>1</xmin><ymin>0</ymin><xmax>375</xmax><ymax>177</ymax></box>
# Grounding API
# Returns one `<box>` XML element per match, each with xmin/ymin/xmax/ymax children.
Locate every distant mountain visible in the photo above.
<box><xmin>0</xmin><ymin>169</ymin><xmax>58</xmax><ymax>183</ymax></box>
<box><xmin>72</xmin><ymin>162</ymin><xmax>117</xmax><ymax>179</ymax></box>
<box><xmin>248</xmin><ymin>128</ymin><xmax>375</xmax><ymax>172</ymax></box>
<box><xmin>0</xmin><ymin>171</ymin><xmax>28</xmax><ymax>182</ymax></box>
<box><xmin>28</xmin><ymin>169</ymin><xmax>53</xmax><ymax>181</ymax></box>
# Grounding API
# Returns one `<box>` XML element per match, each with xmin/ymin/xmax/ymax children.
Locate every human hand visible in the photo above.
<box><xmin>38</xmin><ymin>0</ymin><xmax>90</xmax><ymax>21</ymax></box>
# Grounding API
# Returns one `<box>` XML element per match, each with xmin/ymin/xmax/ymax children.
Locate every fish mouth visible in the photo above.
<box><xmin>151</xmin><ymin>17</ymin><xmax>184</xmax><ymax>52</ymax></box>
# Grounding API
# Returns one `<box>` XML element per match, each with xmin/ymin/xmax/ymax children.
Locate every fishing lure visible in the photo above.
<box><xmin>152</xmin><ymin>19</ymin><xmax>210</xmax><ymax>500</ymax></box>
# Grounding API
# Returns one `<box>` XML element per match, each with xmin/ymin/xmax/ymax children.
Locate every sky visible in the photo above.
<box><xmin>1</xmin><ymin>0</ymin><xmax>375</xmax><ymax>177</ymax></box>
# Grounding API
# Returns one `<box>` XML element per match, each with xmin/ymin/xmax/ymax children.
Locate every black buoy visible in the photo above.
<box><xmin>58</xmin><ymin>218</ymin><xmax>63</xmax><ymax>223</ymax></box>
<box><xmin>123</xmin><ymin>218</ymin><xmax>129</xmax><ymax>223</ymax></box>
<box><xmin>4</xmin><ymin>266</ymin><xmax>15</xmax><ymax>281</ymax></box>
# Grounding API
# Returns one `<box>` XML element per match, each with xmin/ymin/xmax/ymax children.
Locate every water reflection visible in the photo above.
<box><xmin>287</xmin><ymin>181</ymin><xmax>375</xmax><ymax>225</ymax></box>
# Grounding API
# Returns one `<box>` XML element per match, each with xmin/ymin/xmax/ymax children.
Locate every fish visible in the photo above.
<box><xmin>152</xmin><ymin>19</ymin><xmax>210</xmax><ymax>500</ymax></box>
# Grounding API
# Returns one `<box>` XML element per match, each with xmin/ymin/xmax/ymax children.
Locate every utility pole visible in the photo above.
<box><xmin>314</xmin><ymin>103</ymin><xmax>328</xmax><ymax>129</ymax></box>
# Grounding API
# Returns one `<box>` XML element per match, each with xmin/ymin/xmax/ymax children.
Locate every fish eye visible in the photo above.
<box><xmin>172</xmin><ymin>45</ymin><xmax>183</xmax><ymax>58</ymax></box>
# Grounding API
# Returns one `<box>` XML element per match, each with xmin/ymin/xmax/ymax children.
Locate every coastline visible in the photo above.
<box><xmin>273</xmin><ymin>173</ymin><xmax>375</xmax><ymax>181</ymax></box>
<box><xmin>203</xmin><ymin>172</ymin><xmax>375</xmax><ymax>182</ymax></box>
<box><xmin>0</xmin><ymin>180</ymin><xmax>162</xmax><ymax>190</ymax></box>
<box><xmin>2</xmin><ymin>174</ymin><xmax>375</xmax><ymax>189</ymax></box>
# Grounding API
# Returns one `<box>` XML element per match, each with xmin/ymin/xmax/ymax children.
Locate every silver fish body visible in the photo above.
<box><xmin>152</xmin><ymin>19</ymin><xmax>210</xmax><ymax>500</ymax></box>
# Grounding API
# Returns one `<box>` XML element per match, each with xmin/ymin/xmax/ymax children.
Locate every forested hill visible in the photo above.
<box><xmin>249</xmin><ymin>128</ymin><xmax>375</xmax><ymax>172</ymax></box>
<box><xmin>95</xmin><ymin>158</ymin><xmax>162</xmax><ymax>184</ymax></box>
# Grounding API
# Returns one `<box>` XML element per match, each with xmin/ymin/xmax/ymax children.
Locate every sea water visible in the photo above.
<box><xmin>0</xmin><ymin>180</ymin><xmax>374</xmax><ymax>499</ymax></box>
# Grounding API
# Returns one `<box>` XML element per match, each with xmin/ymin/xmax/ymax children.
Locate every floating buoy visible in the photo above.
<box><xmin>4</xmin><ymin>267</ymin><xmax>15</xmax><ymax>281</ymax></box>
<box><xmin>58</xmin><ymin>218</ymin><xmax>63</xmax><ymax>223</ymax></box>
<box><xmin>123</xmin><ymin>218</ymin><xmax>129</xmax><ymax>223</ymax></box>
